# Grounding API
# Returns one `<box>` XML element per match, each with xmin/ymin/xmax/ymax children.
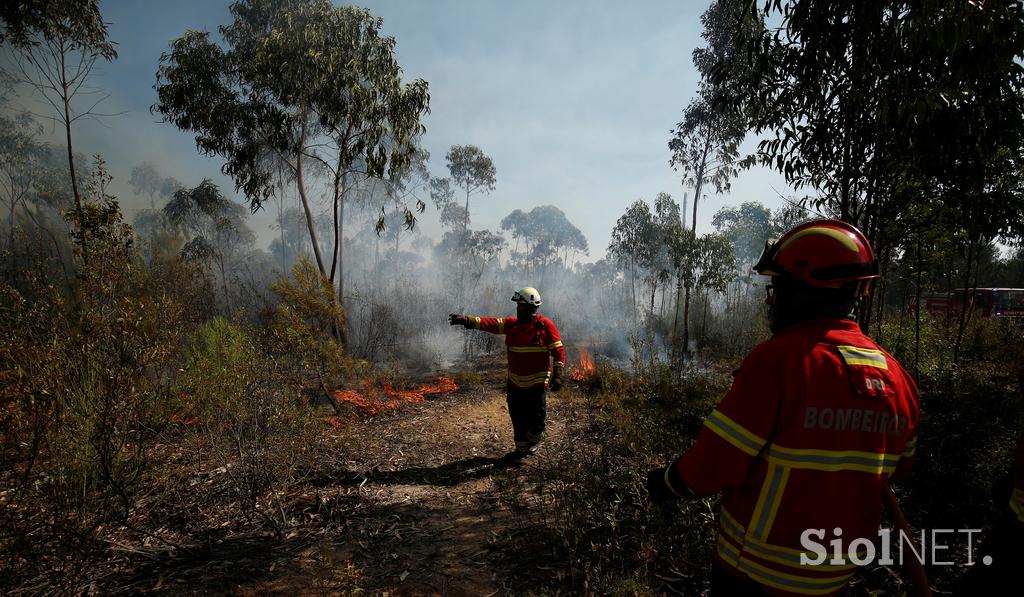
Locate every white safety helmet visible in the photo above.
<box><xmin>511</xmin><ymin>286</ymin><xmax>542</xmax><ymax>307</ymax></box>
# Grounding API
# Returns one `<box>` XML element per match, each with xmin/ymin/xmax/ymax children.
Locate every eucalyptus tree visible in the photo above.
<box><xmin>164</xmin><ymin>180</ymin><xmax>255</xmax><ymax>310</ymax></box>
<box><xmin>3</xmin><ymin>0</ymin><xmax>117</xmax><ymax>262</ymax></box>
<box><xmin>669</xmin><ymin>0</ymin><xmax>757</xmax><ymax>233</ymax></box>
<box><xmin>430</xmin><ymin>144</ymin><xmax>495</xmax><ymax>306</ymax></box>
<box><xmin>154</xmin><ymin>0</ymin><xmax>430</xmax><ymax>350</ymax></box>
<box><xmin>608</xmin><ymin>200</ymin><xmax>656</xmax><ymax>320</ymax></box>
<box><xmin>668</xmin><ymin>0</ymin><xmax>755</xmax><ymax>355</ymax></box>
<box><xmin>445</xmin><ymin>144</ymin><xmax>496</xmax><ymax>237</ymax></box>
<box><xmin>716</xmin><ymin>0</ymin><xmax>1024</xmax><ymax>339</ymax></box>
<box><xmin>0</xmin><ymin>111</ymin><xmax>49</xmax><ymax>250</ymax></box>
<box><xmin>500</xmin><ymin>205</ymin><xmax>588</xmax><ymax>275</ymax></box>
<box><xmin>129</xmin><ymin>161</ymin><xmax>181</xmax><ymax>211</ymax></box>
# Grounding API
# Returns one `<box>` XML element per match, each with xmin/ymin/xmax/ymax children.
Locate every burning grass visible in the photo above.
<box><xmin>330</xmin><ymin>375</ymin><xmax>459</xmax><ymax>416</ymax></box>
<box><xmin>568</xmin><ymin>348</ymin><xmax>595</xmax><ymax>381</ymax></box>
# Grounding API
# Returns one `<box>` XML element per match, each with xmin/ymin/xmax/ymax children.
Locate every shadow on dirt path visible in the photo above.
<box><xmin>108</xmin><ymin>365</ymin><xmax>566</xmax><ymax>596</ymax></box>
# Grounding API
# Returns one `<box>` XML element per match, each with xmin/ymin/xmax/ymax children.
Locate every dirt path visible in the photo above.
<box><xmin>252</xmin><ymin>364</ymin><xmax>567</xmax><ymax>596</ymax></box>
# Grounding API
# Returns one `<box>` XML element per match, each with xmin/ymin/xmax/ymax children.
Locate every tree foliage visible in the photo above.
<box><xmin>501</xmin><ymin>205</ymin><xmax>589</xmax><ymax>271</ymax></box>
<box><xmin>0</xmin><ymin>0</ymin><xmax>116</xmax><ymax>58</ymax></box>
<box><xmin>154</xmin><ymin>0</ymin><xmax>431</xmax><ymax>319</ymax></box>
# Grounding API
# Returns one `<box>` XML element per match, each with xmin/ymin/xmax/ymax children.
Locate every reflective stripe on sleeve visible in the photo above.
<box><xmin>548</xmin><ymin>340</ymin><xmax>564</xmax><ymax>350</ymax></box>
<box><xmin>497</xmin><ymin>318</ymin><xmax>504</xmax><ymax>334</ymax></box>
<box><xmin>704</xmin><ymin>410</ymin><xmax>768</xmax><ymax>457</ymax></box>
<box><xmin>837</xmin><ymin>345</ymin><xmax>889</xmax><ymax>370</ymax></box>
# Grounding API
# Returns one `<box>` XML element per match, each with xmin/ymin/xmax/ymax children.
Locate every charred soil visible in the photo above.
<box><xmin>100</xmin><ymin>357</ymin><xmax>568</xmax><ymax>596</ymax></box>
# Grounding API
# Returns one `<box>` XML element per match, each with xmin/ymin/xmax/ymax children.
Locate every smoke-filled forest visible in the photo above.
<box><xmin>3</xmin><ymin>1</ymin><xmax>1024</xmax><ymax>596</ymax></box>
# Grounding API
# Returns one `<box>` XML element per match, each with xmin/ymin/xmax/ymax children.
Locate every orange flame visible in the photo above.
<box><xmin>568</xmin><ymin>349</ymin><xmax>596</xmax><ymax>381</ymax></box>
<box><xmin>327</xmin><ymin>375</ymin><xmax>460</xmax><ymax>419</ymax></box>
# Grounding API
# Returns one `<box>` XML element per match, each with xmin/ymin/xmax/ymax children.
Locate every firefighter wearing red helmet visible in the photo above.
<box><xmin>646</xmin><ymin>220</ymin><xmax>920</xmax><ymax>597</ymax></box>
<box><xmin>449</xmin><ymin>287</ymin><xmax>566</xmax><ymax>461</ymax></box>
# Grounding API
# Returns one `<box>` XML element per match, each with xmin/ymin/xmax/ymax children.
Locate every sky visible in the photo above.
<box><xmin>7</xmin><ymin>0</ymin><xmax>791</xmax><ymax>261</ymax></box>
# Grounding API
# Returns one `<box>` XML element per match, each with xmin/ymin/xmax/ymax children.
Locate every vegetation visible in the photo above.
<box><xmin>1</xmin><ymin>0</ymin><xmax>1023</xmax><ymax>594</ymax></box>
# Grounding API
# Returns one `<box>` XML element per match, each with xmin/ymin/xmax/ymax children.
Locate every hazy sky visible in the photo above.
<box><xmin>10</xmin><ymin>0</ymin><xmax>791</xmax><ymax>261</ymax></box>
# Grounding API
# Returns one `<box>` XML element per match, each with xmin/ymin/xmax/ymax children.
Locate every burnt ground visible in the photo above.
<box><xmin>110</xmin><ymin>359</ymin><xmax>569</xmax><ymax>596</ymax></box>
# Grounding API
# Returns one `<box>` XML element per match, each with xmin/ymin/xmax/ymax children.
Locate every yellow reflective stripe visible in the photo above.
<box><xmin>547</xmin><ymin>340</ymin><xmax>563</xmax><ymax>349</ymax></box>
<box><xmin>902</xmin><ymin>435</ymin><xmax>918</xmax><ymax>458</ymax></box>
<box><xmin>704</xmin><ymin>410</ymin><xmax>767</xmax><ymax>457</ymax></box>
<box><xmin>554</xmin><ymin>361</ymin><xmax>565</xmax><ymax>368</ymax></box>
<box><xmin>719</xmin><ymin>509</ymin><xmax>860</xmax><ymax>572</ymax></box>
<box><xmin>837</xmin><ymin>345</ymin><xmax>888</xmax><ymax>370</ymax></box>
<box><xmin>1011</xmin><ymin>489</ymin><xmax>1024</xmax><ymax>524</ymax></box>
<box><xmin>508</xmin><ymin>346</ymin><xmax>550</xmax><ymax>353</ymax></box>
<box><xmin>750</xmin><ymin>463</ymin><xmax>789</xmax><ymax>541</ymax></box>
<box><xmin>717</xmin><ymin>536</ymin><xmax>853</xmax><ymax>595</ymax></box>
<box><xmin>736</xmin><ymin>553</ymin><xmax>854</xmax><ymax>595</ymax></box>
<box><xmin>777</xmin><ymin>227</ymin><xmax>859</xmax><ymax>253</ymax></box>
<box><xmin>508</xmin><ymin>371</ymin><xmax>551</xmax><ymax>384</ymax></box>
<box><xmin>497</xmin><ymin>318</ymin><xmax>504</xmax><ymax>334</ymax></box>
<box><xmin>765</xmin><ymin>444</ymin><xmax>901</xmax><ymax>475</ymax></box>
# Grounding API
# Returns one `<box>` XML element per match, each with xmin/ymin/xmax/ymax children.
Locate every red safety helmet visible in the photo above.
<box><xmin>753</xmin><ymin>219</ymin><xmax>879</xmax><ymax>292</ymax></box>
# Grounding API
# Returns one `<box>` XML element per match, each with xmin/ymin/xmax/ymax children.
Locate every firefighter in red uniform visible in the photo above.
<box><xmin>449</xmin><ymin>287</ymin><xmax>566</xmax><ymax>460</ymax></box>
<box><xmin>646</xmin><ymin>220</ymin><xmax>920</xmax><ymax>597</ymax></box>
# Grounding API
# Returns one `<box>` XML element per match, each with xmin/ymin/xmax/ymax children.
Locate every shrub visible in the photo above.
<box><xmin>0</xmin><ymin>199</ymin><xmax>206</xmax><ymax>592</ymax></box>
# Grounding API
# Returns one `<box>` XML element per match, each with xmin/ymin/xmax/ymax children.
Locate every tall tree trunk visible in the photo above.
<box><xmin>217</xmin><ymin>251</ymin><xmax>231</xmax><ymax>312</ymax></box>
<box><xmin>294</xmin><ymin>154</ymin><xmax>326</xmax><ymax>276</ymax></box>
<box><xmin>60</xmin><ymin>42</ymin><xmax>86</xmax><ymax>264</ymax></box>
<box><xmin>953</xmin><ymin>237</ymin><xmax>976</xmax><ymax>365</ymax></box>
<box><xmin>671</xmin><ymin>273</ymin><xmax>682</xmax><ymax>364</ymax></box>
<box><xmin>630</xmin><ymin>258</ymin><xmax>638</xmax><ymax>321</ymax></box>
<box><xmin>682</xmin><ymin>283</ymin><xmax>692</xmax><ymax>360</ymax></box>
<box><xmin>682</xmin><ymin>145</ymin><xmax>708</xmax><ymax>357</ymax></box>
<box><xmin>913</xmin><ymin>232</ymin><xmax>922</xmax><ymax>382</ymax></box>
<box><xmin>336</xmin><ymin>180</ymin><xmax>348</xmax><ymax>351</ymax></box>
<box><xmin>701</xmin><ymin>287</ymin><xmax>710</xmax><ymax>346</ymax></box>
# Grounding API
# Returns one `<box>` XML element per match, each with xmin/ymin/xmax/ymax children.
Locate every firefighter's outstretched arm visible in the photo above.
<box><xmin>449</xmin><ymin>314</ymin><xmax>513</xmax><ymax>334</ymax></box>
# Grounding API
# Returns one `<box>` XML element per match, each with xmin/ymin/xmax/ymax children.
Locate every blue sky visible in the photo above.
<box><xmin>15</xmin><ymin>0</ymin><xmax>790</xmax><ymax>260</ymax></box>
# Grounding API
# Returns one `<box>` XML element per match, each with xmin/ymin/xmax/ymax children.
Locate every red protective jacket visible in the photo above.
<box><xmin>673</xmin><ymin>318</ymin><xmax>920</xmax><ymax>596</ymax></box>
<box><xmin>468</xmin><ymin>314</ymin><xmax>565</xmax><ymax>388</ymax></box>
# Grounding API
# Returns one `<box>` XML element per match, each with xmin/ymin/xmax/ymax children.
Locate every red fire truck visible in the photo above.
<box><xmin>913</xmin><ymin>288</ymin><xmax>1024</xmax><ymax>318</ymax></box>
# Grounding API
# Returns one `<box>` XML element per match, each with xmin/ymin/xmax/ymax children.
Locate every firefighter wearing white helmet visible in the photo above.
<box><xmin>449</xmin><ymin>286</ymin><xmax>566</xmax><ymax>461</ymax></box>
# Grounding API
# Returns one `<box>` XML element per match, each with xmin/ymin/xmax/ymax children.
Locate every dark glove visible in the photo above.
<box><xmin>448</xmin><ymin>313</ymin><xmax>468</xmax><ymax>327</ymax></box>
<box><xmin>549</xmin><ymin>366</ymin><xmax>564</xmax><ymax>392</ymax></box>
<box><xmin>646</xmin><ymin>463</ymin><xmax>690</xmax><ymax>503</ymax></box>
<box><xmin>646</xmin><ymin>467</ymin><xmax>677</xmax><ymax>503</ymax></box>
